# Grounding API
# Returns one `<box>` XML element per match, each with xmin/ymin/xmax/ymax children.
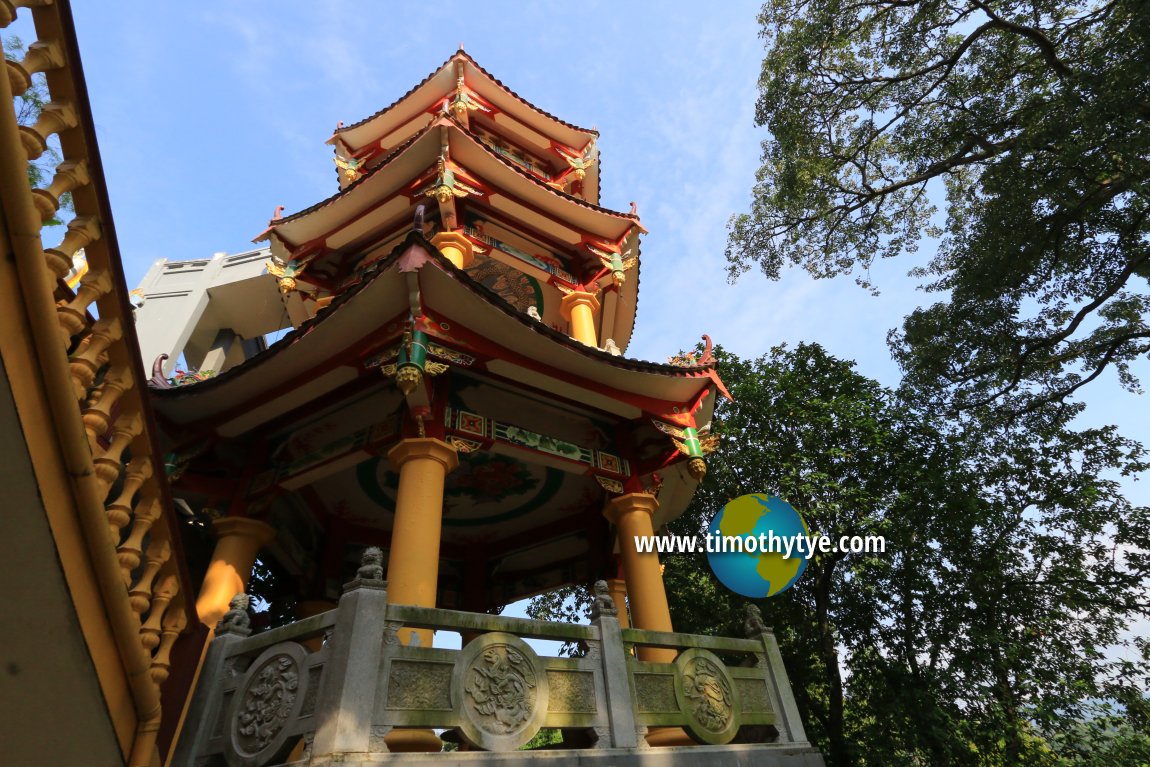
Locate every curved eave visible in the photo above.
<box><xmin>336</xmin><ymin>51</ymin><xmax>596</xmax><ymax>164</ymax></box>
<box><xmin>449</xmin><ymin>121</ymin><xmax>634</xmax><ymax>240</ymax></box>
<box><xmin>153</xmin><ymin>234</ymin><xmax>715</xmax><ymax>429</ymax></box>
<box><xmin>267</xmin><ymin>120</ymin><xmax>636</xmax><ymax>251</ymax></box>
<box><xmin>606</xmin><ymin>234</ymin><xmax>639</xmax><ymax>353</ymax></box>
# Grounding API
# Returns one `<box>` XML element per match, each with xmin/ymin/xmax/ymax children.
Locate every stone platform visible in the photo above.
<box><xmin>299</xmin><ymin>743</ymin><xmax>824</xmax><ymax>766</ymax></box>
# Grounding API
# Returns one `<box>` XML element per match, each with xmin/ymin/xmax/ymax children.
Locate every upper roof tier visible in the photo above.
<box><xmin>260</xmin><ymin>115</ymin><xmax>644</xmax><ymax>351</ymax></box>
<box><xmin>330</xmin><ymin>50</ymin><xmax>601</xmax><ymax>205</ymax></box>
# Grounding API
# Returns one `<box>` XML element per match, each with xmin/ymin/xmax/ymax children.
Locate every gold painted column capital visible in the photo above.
<box><xmin>431</xmin><ymin>231</ymin><xmax>475</xmax><ymax>270</ymax></box>
<box><xmin>559</xmin><ymin>290</ymin><xmax>601</xmax><ymax>319</ymax></box>
<box><xmin>604</xmin><ymin>491</ymin><xmax>659</xmax><ymax>525</ymax></box>
<box><xmin>211</xmin><ymin>516</ymin><xmax>276</xmax><ymax>545</ymax></box>
<box><xmin>387</xmin><ymin>437</ymin><xmax>460</xmax><ymax>474</ymax></box>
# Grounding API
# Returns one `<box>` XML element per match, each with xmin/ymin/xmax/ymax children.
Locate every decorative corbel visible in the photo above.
<box><xmin>265</xmin><ymin>256</ymin><xmax>306</xmax><ymax>294</ymax></box>
<box><xmin>652</xmin><ymin>419</ymin><xmax>719</xmax><ymax>480</ymax></box>
<box><xmin>587</xmin><ymin>243</ymin><xmax>637</xmax><ymax>287</ymax></box>
<box><xmin>381</xmin><ymin>327</ymin><xmax>449</xmax><ymax>395</ymax></box>
<box><xmin>555</xmin><ymin>140</ymin><xmax>596</xmax><ymax>195</ymax></box>
<box><xmin>445</xmin><ymin>61</ymin><xmax>490</xmax><ymax>127</ymax></box>
<box><xmin>333</xmin><ymin>153</ymin><xmax>365</xmax><ymax>183</ymax></box>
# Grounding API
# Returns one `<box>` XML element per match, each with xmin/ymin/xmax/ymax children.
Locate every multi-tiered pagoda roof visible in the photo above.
<box><xmin>150</xmin><ymin>50</ymin><xmax>726</xmax><ymax>612</ymax></box>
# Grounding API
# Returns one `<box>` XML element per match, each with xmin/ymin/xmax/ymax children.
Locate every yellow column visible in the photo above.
<box><xmin>430</xmin><ymin>230</ymin><xmax>475</xmax><ymax>270</ymax></box>
<box><xmin>560</xmin><ymin>290</ymin><xmax>601</xmax><ymax>347</ymax></box>
<box><xmin>386</xmin><ymin>438</ymin><xmax>459</xmax><ymax>647</ymax></box>
<box><xmin>604</xmin><ymin>493</ymin><xmax>675</xmax><ymax>663</ymax></box>
<box><xmin>607</xmin><ymin>494</ymin><xmax>694</xmax><ymax>747</ymax></box>
<box><xmin>606</xmin><ymin>577</ymin><xmax>630</xmax><ymax>629</ymax></box>
<box><xmin>195</xmin><ymin>517</ymin><xmax>275</xmax><ymax>627</ymax></box>
<box><xmin>385</xmin><ymin>438</ymin><xmax>458</xmax><ymax>753</ymax></box>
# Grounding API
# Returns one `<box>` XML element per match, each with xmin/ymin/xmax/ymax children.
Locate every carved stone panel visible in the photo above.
<box><xmin>385</xmin><ymin>660</ymin><xmax>454</xmax><ymax>711</ymax></box>
<box><xmin>546</xmin><ymin>670</ymin><xmax>597</xmax><ymax>714</ymax></box>
<box><xmin>735</xmin><ymin>676</ymin><xmax>773</xmax><ymax>715</ymax></box>
<box><xmin>673</xmin><ymin>648</ymin><xmax>741</xmax><ymax>745</ymax></box>
<box><xmin>224</xmin><ymin>642</ymin><xmax>310</xmax><ymax>767</ymax></box>
<box><xmin>451</xmin><ymin>632</ymin><xmax>549</xmax><ymax>751</ymax></box>
<box><xmin>633</xmin><ymin>673</ymin><xmax>678</xmax><ymax>713</ymax></box>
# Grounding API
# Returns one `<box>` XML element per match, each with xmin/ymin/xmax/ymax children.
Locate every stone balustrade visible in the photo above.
<box><xmin>0</xmin><ymin>4</ymin><xmax>203</xmax><ymax>764</ymax></box>
<box><xmin>173</xmin><ymin>561</ymin><xmax>822</xmax><ymax>767</ymax></box>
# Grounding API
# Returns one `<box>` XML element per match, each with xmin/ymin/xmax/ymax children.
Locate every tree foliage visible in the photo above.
<box><xmin>532</xmin><ymin>344</ymin><xmax>1150</xmax><ymax>766</ymax></box>
<box><xmin>727</xmin><ymin>1</ymin><xmax>1150</xmax><ymax>414</ymax></box>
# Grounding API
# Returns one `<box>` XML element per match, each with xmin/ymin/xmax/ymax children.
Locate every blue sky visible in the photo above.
<box><xmin>67</xmin><ymin>2</ymin><xmax>1144</xmax><ymax>485</ymax></box>
<box><xmin>67</xmin><ymin>1</ymin><xmax>930</xmax><ymax>379</ymax></box>
<box><xmin>54</xmin><ymin>0</ymin><xmax>1146</xmax><ymax>651</ymax></box>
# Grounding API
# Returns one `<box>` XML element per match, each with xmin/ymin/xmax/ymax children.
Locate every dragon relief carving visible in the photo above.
<box><xmin>464</xmin><ymin>645</ymin><xmax>538</xmax><ymax>734</ymax></box>
<box><xmin>682</xmin><ymin>655</ymin><xmax>733</xmax><ymax>733</ymax></box>
<box><xmin>236</xmin><ymin>655</ymin><xmax>299</xmax><ymax>751</ymax></box>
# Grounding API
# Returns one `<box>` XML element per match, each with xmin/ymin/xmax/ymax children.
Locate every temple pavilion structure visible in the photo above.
<box><xmin>1</xmin><ymin>6</ymin><xmax>820</xmax><ymax>760</ymax></box>
<box><xmin>152</xmin><ymin>49</ymin><xmax>729</xmax><ymax>653</ymax></box>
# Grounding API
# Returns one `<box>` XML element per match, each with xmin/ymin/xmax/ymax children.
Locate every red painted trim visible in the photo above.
<box><xmin>420</xmin><ymin>306</ymin><xmax>710</xmax><ymax>417</ymax></box>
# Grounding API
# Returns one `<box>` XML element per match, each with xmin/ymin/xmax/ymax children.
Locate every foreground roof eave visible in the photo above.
<box><xmin>335</xmin><ymin>50</ymin><xmax>598</xmax><ymax>142</ymax></box>
<box><xmin>154</xmin><ymin>232</ymin><xmax>718</xmax><ymax>402</ymax></box>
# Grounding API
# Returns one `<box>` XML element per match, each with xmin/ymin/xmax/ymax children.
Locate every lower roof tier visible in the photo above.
<box><xmin>151</xmin><ymin>231</ymin><xmax>725</xmax><ymax>609</ymax></box>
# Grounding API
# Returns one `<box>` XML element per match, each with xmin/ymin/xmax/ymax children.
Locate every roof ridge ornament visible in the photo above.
<box><xmin>447</xmin><ymin>58</ymin><xmax>488</xmax><ymax>125</ymax></box>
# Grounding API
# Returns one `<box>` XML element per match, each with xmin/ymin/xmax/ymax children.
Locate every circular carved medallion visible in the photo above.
<box><xmin>673</xmin><ymin>648</ymin><xmax>741</xmax><ymax>745</ymax></box>
<box><xmin>451</xmin><ymin>632</ymin><xmax>549</xmax><ymax>751</ymax></box>
<box><xmin>225</xmin><ymin>642</ymin><xmax>310</xmax><ymax>767</ymax></box>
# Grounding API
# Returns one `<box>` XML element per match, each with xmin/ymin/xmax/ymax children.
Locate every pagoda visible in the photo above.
<box><xmin>140</xmin><ymin>50</ymin><xmax>819</xmax><ymax>762</ymax></box>
<box><xmin>0</xmin><ymin>0</ymin><xmax>823</xmax><ymax>756</ymax></box>
<box><xmin>153</xmin><ymin>49</ymin><xmax>726</xmax><ymax>645</ymax></box>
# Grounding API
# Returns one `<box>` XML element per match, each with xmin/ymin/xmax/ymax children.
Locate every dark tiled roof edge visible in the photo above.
<box><xmin>154</xmin><ymin>232</ymin><xmax>711</xmax><ymax>397</ymax></box>
<box><xmin>336</xmin><ymin>50</ymin><xmax>599</xmax><ymax>139</ymax></box>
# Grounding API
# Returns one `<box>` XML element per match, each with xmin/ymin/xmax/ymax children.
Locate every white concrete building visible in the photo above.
<box><xmin>133</xmin><ymin>248</ymin><xmax>309</xmax><ymax>377</ymax></box>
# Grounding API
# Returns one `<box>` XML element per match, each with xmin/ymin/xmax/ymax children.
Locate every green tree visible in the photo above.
<box><xmin>727</xmin><ymin>1</ymin><xmax>1150</xmax><ymax>415</ymax></box>
<box><xmin>531</xmin><ymin>344</ymin><xmax>1150</xmax><ymax>767</ymax></box>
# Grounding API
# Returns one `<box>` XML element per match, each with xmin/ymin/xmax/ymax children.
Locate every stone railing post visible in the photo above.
<box><xmin>745</xmin><ymin>604</ymin><xmax>808</xmax><ymax>744</ymax></box>
<box><xmin>309</xmin><ymin>548</ymin><xmax>391</xmax><ymax>762</ymax></box>
<box><xmin>170</xmin><ymin>595</ymin><xmax>255</xmax><ymax>766</ymax></box>
<box><xmin>589</xmin><ymin>580</ymin><xmax>639</xmax><ymax>749</ymax></box>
